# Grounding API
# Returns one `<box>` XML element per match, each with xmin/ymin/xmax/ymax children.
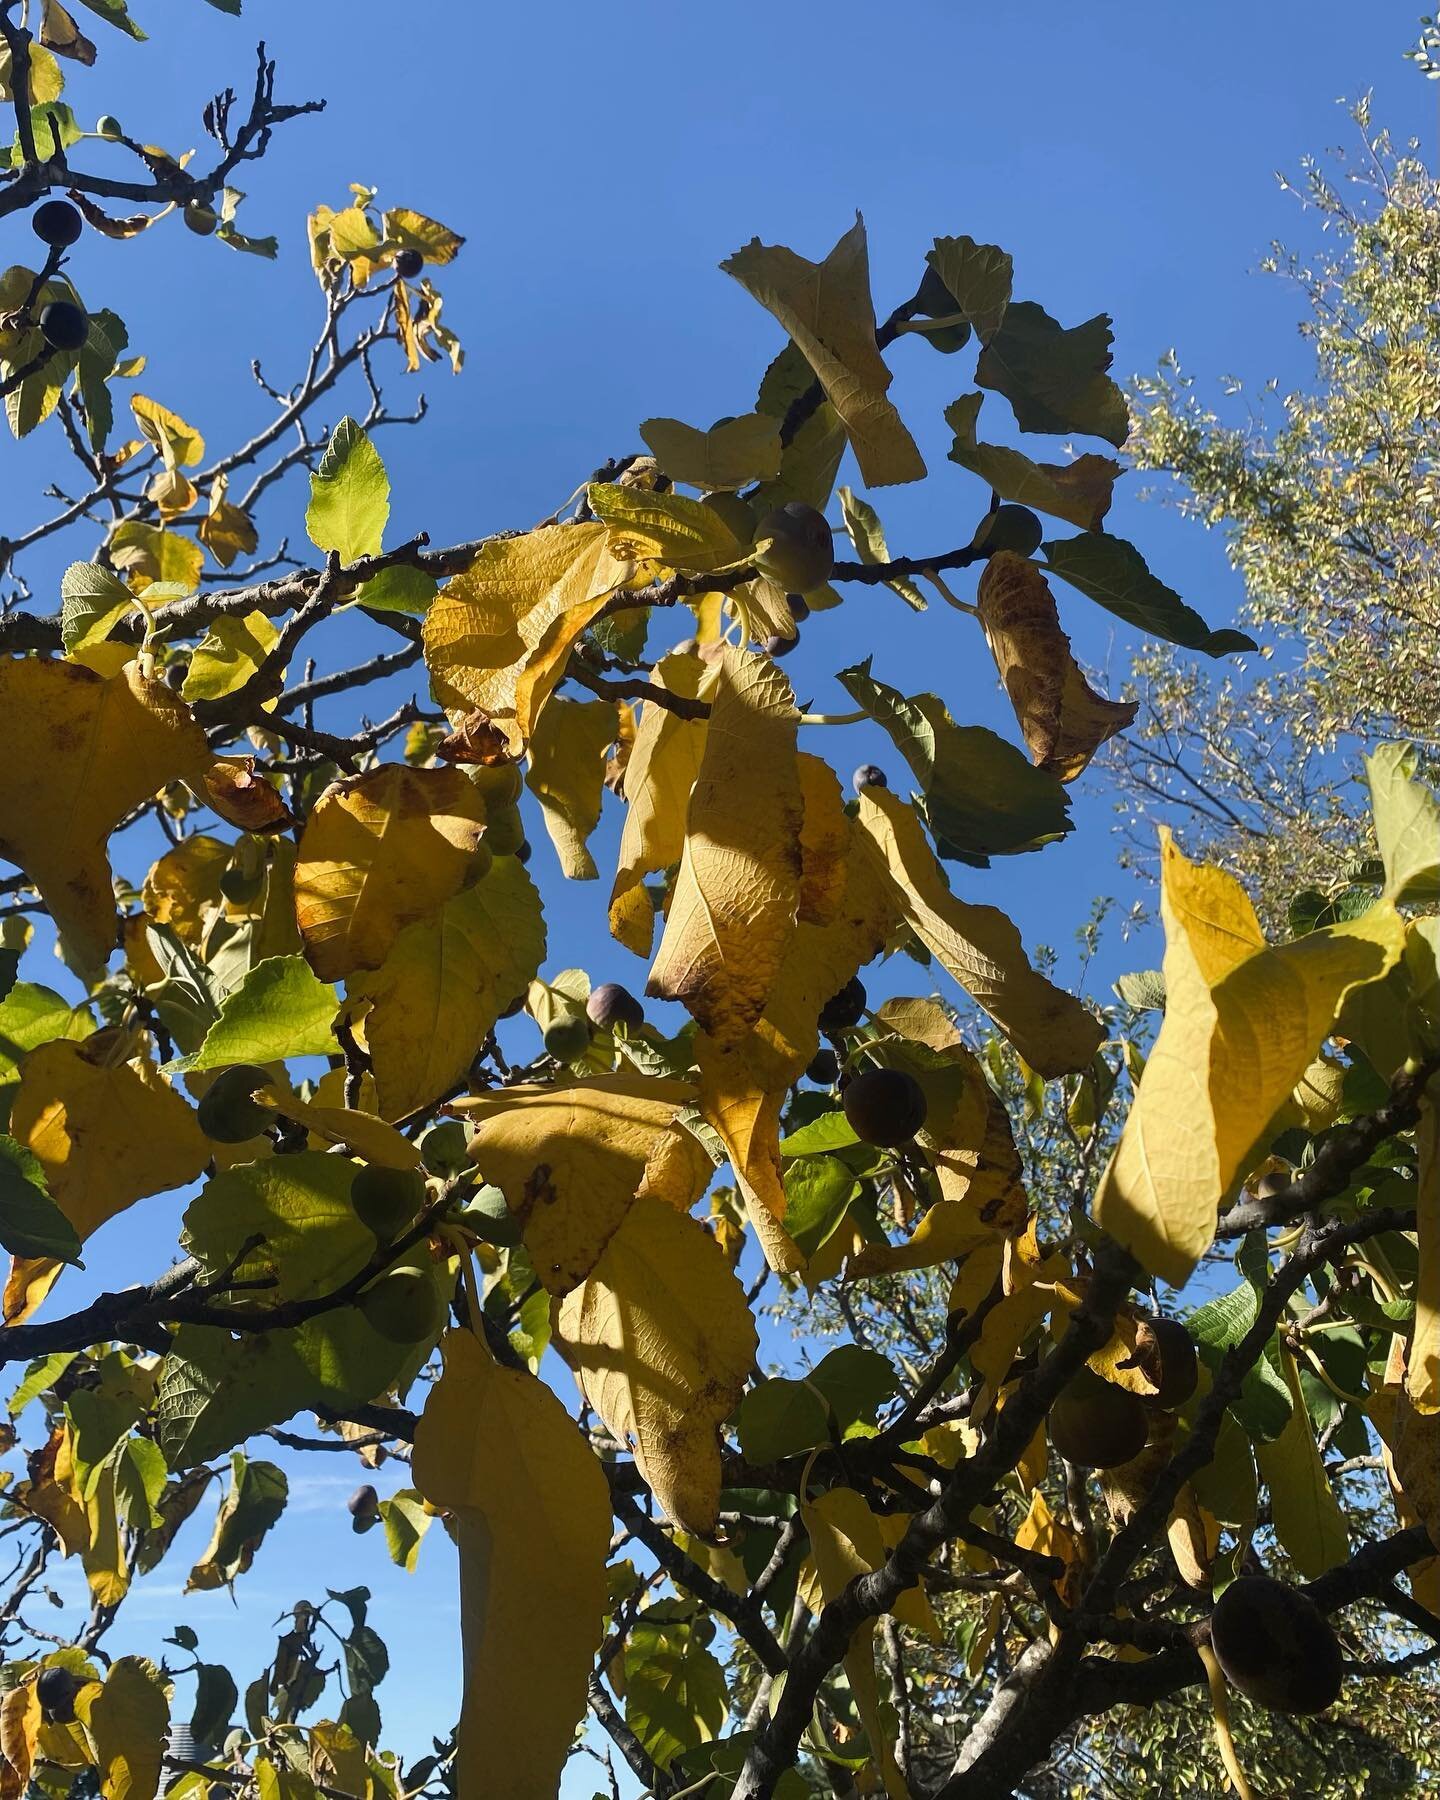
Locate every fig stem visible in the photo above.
<box><xmin>1197</xmin><ymin>1641</ymin><xmax>1259</xmax><ymax>1800</ymax></box>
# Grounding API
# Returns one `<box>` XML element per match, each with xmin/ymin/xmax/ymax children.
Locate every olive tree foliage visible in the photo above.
<box><xmin>1118</xmin><ymin>101</ymin><xmax>1440</xmax><ymax>928</ymax></box>
<box><xmin>0</xmin><ymin>10</ymin><xmax>1437</xmax><ymax>1800</ymax></box>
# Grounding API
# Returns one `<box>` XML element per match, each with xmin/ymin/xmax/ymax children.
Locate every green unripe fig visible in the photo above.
<box><xmin>38</xmin><ymin>300</ymin><xmax>88</xmax><ymax>353</ymax></box>
<box><xmin>544</xmin><ymin>1015</ymin><xmax>593</xmax><ymax>1063</ymax></box>
<box><xmin>818</xmin><ymin>977</ymin><xmax>866</xmax><ymax>1033</ymax></box>
<box><xmin>485</xmin><ymin>802</ymin><xmax>525</xmax><ymax>857</ymax></box>
<box><xmin>184</xmin><ymin>201</ymin><xmax>218</xmax><ymax>236</ymax></box>
<box><xmin>1210</xmin><ymin>1575</ymin><xmax>1343</xmax><ymax>1714</ymax></box>
<box><xmin>359</xmin><ymin>1263</ymin><xmax>446</xmax><ymax>1345</ymax></box>
<box><xmin>853</xmin><ymin>764</ymin><xmax>887</xmax><ymax>793</ymax></box>
<box><xmin>96</xmin><ymin>115</ymin><xmax>123</xmax><ymax>139</ymax></box>
<box><xmin>351</xmin><ymin>1164</ymin><xmax>426</xmax><ymax>1242</ymax></box>
<box><xmin>976</xmin><ymin>504</ymin><xmax>1044</xmax><ymax>558</ymax></box>
<box><xmin>453</xmin><ymin>1183</ymin><xmax>522</xmax><ymax>1247</ymax></box>
<box><xmin>587</xmin><ymin>982</ymin><xmax>644</xmax><ymax>1031</ymax></box>
<box><xmin>347</xmin><ymin>1483</ymin><xmax>379</xmax><ymax>1520</ymax></box>
<box><xmin>419</xmin><ymin>1119</ymin><xmax>469</xmax><ymax>1176</ymax></box>
<box><xmin>1141</xmin><ymin>1315</ymin><xmax>1198</xmax><ymax>1410</ymax></box>
<box><xmin>36</xmin><ymin>1666</ymin><xmax>81</xmax><ymax>1723</ymax></box>
<box><xmin>701</xmin><ymin>489</ymin><xmax>756</xmax><ymax>546</ymax></box>
<box><xmin>1048</xmin><ymin>1368</ymin><xmax>1149</xmax><ymax>1470</ymax></box>
<box><xmin>466</xmin><ymin>761</ymin><xmax>524</xmax><ymax>805</ymax></box>
<box><xmin>394</xmin><ymin>247</ymin><xmax>424</xmax><ymax>280</ymax></box>
<box><xmin>196</xmin><ymin>1063</ymin><xmax>274</xmax><ymax>1143</ymax></box>
<box><xmin>32</xmin><ymin>200</ymin><xmax>83</xmax><ymax>248</ymax></box>
<box><xmin>754</xmin><ymin>501</ymin><xmax>834</xmax><ymax>593</ymax></box>
<box><xmin>843</xmin><ymin>1067</ymin><xmax>928</xmax><ymax>1148</ymax></box>
<box><xmin>806</xmin><ymin>1047</ymin><xmax>839</xmax><ymax>1085</ymax></box>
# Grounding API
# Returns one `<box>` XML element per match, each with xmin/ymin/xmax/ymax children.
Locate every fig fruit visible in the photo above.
<box><xmin>351</xmin><ymin>1164</ymin><xmax>426</xmax><ymax>1242</ymax></box>
<box><xmin>32</xmin><ymin>200</ymin><xmax>83</xmax><ymax>248</ymax></box>
<box><xmin>196</xmin><ymin>1064</ymin><xmax>274</xmax><ymax>1143</ymax></box>
<box><xmin>485</xmin><ymin>802</ymin><xmax>525</xmax><ymax>857</ymax></box>
<box><xmin>467</xmin><ymin>762</ymin><xmax>524</xmax><ymax>805</ymax></box>
<box><xmin>544</xmin><ymin>1014</ymin><xmax>593</xmax><ymax>1062</ymax></box>
<box><xmin>587</xmin><ymin>982</ymin><xmax>644</xmax><ymax>1031</ymax></box>
<box><xmin>764</xmin><ymin>631</ymin><xmax>798</xmax><ymax>658</ymax></box>
<box><xmin>853</xmin><ymin>764</ymin><xmax>887</xmax><ymax>792</ymax></box>
<box><xmin>806</xmin><ymin>1047</ymin><xmax>839</xmax><ymax>1085</ymax></box>
<box><xmin>701</xmin><ymin>490</ymin><xmax>755</xmax><ymax>544</ymax></box>
<box><xmin>976</xmin><ymin>504</ymin><xmax>1044</xmax><ymax>557</ymax></box>
<box><xmin>819</xmin><ymin>977</ymin><xmax>867</xmax><ymax>1033</ymax></box>
<box><xmin>184</xmin><ymin>201</ymin><xmax>218</xmax><ymax>236</ymax></box>
<box><xmin>96</xmin><ymin>116</ymin><xmax>123</xmax><ymax>139</ymax></box>
<box><xmin>754</xmin><ymin>500</ymin><xmax>833</xmax><ymax>593</ymax></box>
<box><xmin>359</xmin><ymin>1263</ymin><xmax>446</xmax><ymax>1346</ymax></box>
<box><xmin>347</xmin><ymin>1483</ymin><xmax>379</xmax><ymax>1519</ymax></box>
<box><xmin>1143</xmin><ymin>1315</ymin><xmax>1198</xmax><ymax>1410</ymax></box>
<box><xmin>394</xmin><ymin>247</ymin><xmax>424</xmax><ymax>280</ymax></box>
<box><xmin>1210</xmin><ymin>1575</ymin><xmax>1343</xmax><ymax>1714</ymax></box>
<box><xmin>38</xmin><ymin>300</ymin><xmax>88</xmax><ymax>352</ymax></box>
<box><xmin>1048</xmin><ymin>1367</ymin><xmax>1149</xmax><ymax>1470</ymax></box>
<box><xmin>36</xmin><ymin>1666</ymin><xmax>81</xmax><ymax>1722</ymax></box>
<box><xmin>843</xmin><ymin>1067</ymin><xmax>928</xmax><ymax>1148</ymax></box>
<box><xmin>419</xmin><ymin>1119</ymin><xmax>469</xmax><ymax>1176</ymax></box>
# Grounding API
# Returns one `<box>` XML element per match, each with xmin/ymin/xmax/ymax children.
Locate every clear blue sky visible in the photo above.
<box><xmin>4</xmin><ymin>0</ymin><xmax>1432</xmax><ymax>1782</ymax></box>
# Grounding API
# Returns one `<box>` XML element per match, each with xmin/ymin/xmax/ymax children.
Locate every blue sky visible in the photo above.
<box><xmin>3</xmin><ymin>0</ymin><xmax>1433</xmax><ymax>1785</ymax></box>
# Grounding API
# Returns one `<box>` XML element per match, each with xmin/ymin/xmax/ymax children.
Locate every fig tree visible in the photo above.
<box><xmin>806</xmin><ymin>1046</ymin><xmax>839</xmax><ymax>1085</ymax></box>
<box><xmin>485</xmin><ymin>802</ymin><xmax>525</xmax><ymax>857</ymax></box>
<box><xmin>359</xmin><ymin>1263</ymin><xmax>446</xmax><ymax>1345</ymax></box>
<box><xmin>1210</xmin><ymin>1575</ymin><xmax>1343</xmax><ymax>1714</ymax></box>
<box><xmin>853</xmin><ymin>764</ymin><xmax>887</xmax><ymax>792</ymax></box>
<box><xmin>351</xmin><ymin>1164</ymin><xmax>426</xmax><ymax>1242</ymax></box>
<box><xmin>755</xmin><ymin>500</ymin><xmax>834</xmax><ymax>593</ymax></box>
<box><xmin>32</xmin><ymin>200</ymin><xmax>82</xmax><ymax>248</ymax></box>
<box><xmin>419</xmin><ymin>1119</ymin><xmax>469</xmax><ymax>1176</ymax></box>
<box><xmin>38</xmin><ymin>300</ymin><xmax>88</xmax><ymax>352</ymax></box>
<box><xmin>196</xmin><ymin>1063</ymin><xmax>274</xmax><ymax>1143</ymax></box>
<box><xmin>1048</xmin><ymin>1367</ymin><xmax>1149</xmax><ymax>1470</ymax></box>
<box><xmin>843</xmin><ymin>1067</ymin><xmax>928</xmax><ymax>1147</ymax></box>
<box><xmin>394</xmin><ymin>247</ymin><xmax>424</xmax><ymax>280</ymax></box>
<box><xmin>975</xmin><ymin>504</ymin><xmax>1044</xmax><ymax>557</ymax></box>
<box><xmin>819</xmin><ymin>976</ymin><xmax>866</xmax><ymax>1033</ymax></box>
<box><xmin>587</xmin><ymin>982</ymin><xmax>644</xmax><ymax>1031</ymax></box>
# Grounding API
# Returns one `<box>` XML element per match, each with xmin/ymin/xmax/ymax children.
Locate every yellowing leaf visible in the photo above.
<box><xmin>0</xmin><ymin>1678</ymin><xmax>41</xmax><ymax>1800</ymax></box>
<box><xmin>293</xmin><ymin>764</ymin><xmax>489</xmax><ymax>982</ymax></box>
<box><xmin>7</xmin><ymin>1038</ymin><xmax>208</xmax><ymax>1322</ymax></box>
<box><xmin>1409</xmin><ymin>1094</ymin><xmax>1439</xmax><ymax>1413</ymax></box>
<box><xmin>977</xmin><ymin>551</ymin><xmax>1137</xmax><ymax>781</ymax></box>
<box><xmin>181</xmin><ymin>611</ymin><xmax>279</xmax><ymax>704</ymax></box>
<box><xmin>412</xmin><ymin>1329</ymin><xmax>611</xmax><ymax>1800</ymax></box>
<box><xmin>587</xmin><ymin>483</ymin><xmax>748</xmax><ymax>573</ymax></box>
<box><xmin>555</xmin><ymin>1194</ymin><xmax>757</xmax><ymax>1533</ymax></box>
<box><xmin>423</xmin><ymin>523</ymin><xmax>631</xmax><ymax>751</ymax></box>
<box><xmin>946</xmin><ymin>393</ymin><xmax>1119</xmax><ymax>529</ymax></box>
<box><xmin>649</xmin><ymin>649</ymin><xmax>803</xmax><ymax>1042</ymax></box>
<box><xmin>857</xmin><ymin>788</ymin><xmax>1101</xmax><ymax>1077</ymax></box>
<box><xmin>609</xmin><ymin>651</ymin><xmax>712</xmax><ymax>956</ymax></box>
<box><xmin>455</xmin><ymin>1074</ymin><xmax>699</xmax><ymax>1293</ymax></box>
<box><xmin>130</xmin><ymin>394</ymin><xmax>204</xmax><ymax>469</ymax></box>
<box><xmin>1015</xmin><ymin>1488</ymin><xmax>1080</xmax><ymax>1603</ymax></box>
<box><xmin>74</xmin><ymin>1657</ymin><xmax>170</xmax><ymax>1800</ymax></box>
<box><xmin>639</xmin><ymin>412</ymin><xmax>782</xmax><ymax>490</ymax></box>
<box><xmin>196</xmin><ymin>476</ymin><xmax>259</xmax><ymax>570</ymax></box>
<box><xmin>1095</xmin><ymin>833</ymin><xmax>1404</xmax><ymax>1286</ymax></box>
<box><xmin>0</xmin><ymin>660</ymin><xmax>213</xmax><ymax>971</ymax></box>
<box><xmin>347</xmin><ymin>859</ymin><xmax>546</xmax><ymax>1120</ymax></box>
<box><xmin>796</xmin><ymin>753</ymin><xmax>849</xmax><ymax>927</ymax></box>
<box><xmin>1367</xmin><ymin>743</ymin><xmax>1440</xmax><ymax>905</ymax></box>
<box><xmin>107</xmin><ymin>523</ymin><xmax>204</xmax><ymax>596</ymax></box>
<box><xmin>722</xmin><ymin>216</ymin><xmax>925</xmax><ymax>488</ymax></box>
<box><xmin>1254</xmin><ymin>1348</ymin><xmax>1349</xmax><ymax>1580</ymax></box>
<box><xmin>140</xmin><ymin>834</ymin><xmax>229</xmax><ymax>944</ymax></box>
<box><xmin>524</xmin><ymin>695</ymin><xmax>617</xmax><ymax>880</ymax></box>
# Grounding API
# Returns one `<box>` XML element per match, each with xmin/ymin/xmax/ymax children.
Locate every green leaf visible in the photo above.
<box><xmin>191</xmin><ymin>1664</ymin><xmax>239</xmax><ymax>1748</ymax></box>
<box><xmin>808</xmin><ymin>1344</ymin><xmax>898</xmax><ymax>1432</ymax></box>
<box><xmin>924</xmin><ymin>235</ymin><xmax>1013</xmax><ymax>344</ymax></box>
<box><xmin>75</xmin><ymin>310</ymin><xmax>128</xmax><ymax>455</ymax></box>
<box><xmin>71</xmin><ymin>0</ymin><xmax>147</xmax><ymax>37</ymax></box>
<box><xmin>0</xmin><ymin>985</ymin><xmax>94</xmax><ymax>1109</ymax></box>
<box><xmin>781</xmin><ymin>1153</ymin><xmax>859</xmax><ymax>1260</ymax></box>
<box><xmin>751</xmin><ymin>342</ymin><xmax>846</xmax><ymax>513</ymax></box>
<box><xmin>1041</xmin><ymin>533</ymin><xmax>1256</xmax><ymax>656</ymax></box>
<box><xmin>379</xmin><ymin>1489</ymin><xmax>433</xmax><ymax>1573</ymax></box>
<box><xmin>975</xmin><ymin>300</ymin><xmax>1129</xmax><ymax>445</ymax></box>
<box><xmin>156</xmin><ymin>1326</ymin><xmax>313</xmax><ymax>1467</ymax></box>
<box><xmin>1113</xmin><ymin>968</ymin><xmax>1166</xmax><ymax>1013</ymax></box>
<box><xmin>0</xmin><ymin>1133</ymin><xmax>81</xmax><ymax>1262</ymax></box>
<box><xmin>837</xmin><ymin>488</ymin><xmax>925</xmax><ymax>610</ymax></box>
<box><xmin>1366</xmin><ymin>743</ymin><xmax>1440</xmax><ymax>904</ymax></box>
<box><xmin>9</xmin><ymin>1350</ymin><xmax>77</xmax><ymax>1415</ymax></box>
<box><xmin>59</xmin><ymin>562</ymin><xmax>134</xmax><ymax>655</ymax></box>
<box><xmin>1254</xmin><ymin>1350</ymin><xmax>1349</xmax><ymax>1579</ymax></box>
<box><xmin>779</xmin><ymin>1110</ymin><xmax>860</xmax><ymax>1157</ymax></box>
<box><xmin>837</xmin><ymin>658</ymin><xmax>1073</xmax><ymax>863</ymax></box>
<box><xmin>188</xmin><ymin>1452</ymin><xmax>289</xmax><ymax>1591</ymax></box>
<box><xmin>944</xmin><ymin>394</ymin><xmax>1119</xmax><ymax>529</ymax></box>
<box><xmin>622</xmin><ymin>1619</ymin><xmax>728</xmax><ymax>1769</ymax></box>
<box><xmin>355</xmin><ymin>563</ymin><xmax>436</xmax><ymax>616</ymax></box>
<box><xmin>165</xmin><ymin>955</ymin><xmax>338</xmax><ymax>1073</ymax></box>
<box><xmin>113</xmin><ymin>1436</ymin><xmax>167</xmax><ymax>1531</ymax></box>
<box><xmin>182</xmin><ymin>1152</ymin><xmax>369</xmax><ymax>1299</ymax></box>
<box><xmin>737</xmin><ymin>1377</ymin><xmax>831</xmax><ymax>1465</ymax></box>
<box><xmin>639</xmin><ymin>414</ymin><xmax>782</xmax><ymax>490</ymax></box>
<box><xmin>306</xmin><ymin>418</ymin><xmax>389</xmax><ymax>563</ymax></box>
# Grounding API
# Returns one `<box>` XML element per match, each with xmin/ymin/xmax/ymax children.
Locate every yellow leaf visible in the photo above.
<box><xmin>346</xmin><ymin>859</ymin><xmax>546</xmax><ymax>1120</ymax></box>
<box><xmin>857</xmin><ymin>788</ymin><xmax>1102</xmax><ymax>1077</ymax></box>
<box><xmin>1015</xmin><ymin>1488</ymin><xmax>1079</xmax><ymax>1604</ymax></box>
<box><xmin>555</xmin><ymin>1194</ymin><xmax>757</xmax><ymax>1533</ymax></box>
<box><xmin>106</xmin><ymin>524</ymin><xmax>205</xmax><ymax>596</ymax></box>
<box><xmin>0</xmin><ymin>660</ymin><xmax>214</xmax><ymax>971</ymax></box>
<box><xmin>423</xmin><ymin>523</ymin><xmax>631</xmax><ymax>751</ymax></box>
<box><xmin>1095</xmin><ymin>833</ymin><xmax>1405</xmax><ymax>1286</ymax></box>
<box><xmin>253</xmin><ymin>1082</ymin><xmax>418</xmax><ymax>1170</ymax></box>
<box><xmin>412</xmin><ymin>1329</ymin><xmax>611</xmax><ymax>1800</ymax></box>
<box><xmin>977</xmin><ymin>552</ymin><xmax>1137</xmax><ymax>781</ymax></box>
<box><xmin>649</xmin><ymin>648</ymin><xmax>803</xmax><ymax>1042</ymax></box>
<box><xmin>181</xmin><ymin>612</ymin><xmax>279</xmax><ymax>704</ymax></box>
<box><xmin>129</xmin><ymin>395</ymin><xmax>203</xmax><ymax>470</ymax></box>
<box><xmin>721</xmin><ymin>216</ymin><xmax>926</xmax><ymax>489</ymax></box>
<box><xmin>587</xmin><ymin>482</ymin><xmax>749</xmax><ymax>572</ymax></box>
<box><xmin>800</xmin><ymin>1483</ymin><xmax>913</xmax><ymax>1800</ymax></box>
<box><xmin>1410</xmin><ymin>1093</ymin><xmax>1439</xmax><ymax>1413</ymax></box>
<box><xmin>82</xmin><ymin>1462</ymin><xmax>127</xmax><ymax>1608</ymax></box>
<box><xmin>796</xmin><ymin>753</ymin><xmax>849</xmax><ymax>927</ymax></box>
<box><xmin>1254</xmin><ymin>1347</ymin><xmax>1348</xmax><ymax>1579</ymax></box>
<box><xmin>141</xmin><ymin>834</ymin><xmax>229</xmax><ymax>945</ymax></box>
<box><xmin>293</xmin><ymin>764</ymin><xmax>489</xmax><ymax>982</ymax></box>
<box><xmin>16</xmin><ymin>1426</ymin><xmax>88</xmax><ymax>1557</ymax></box>
<box><xmin>197</xmin><ymin>476</ymin><xmax>259</xmax><ymax>570</ymax></box>
<box><xmin>7</xmin><ymin>1039</ymin><xmax>208</xmax><ymax>1322</ymax></box>
<box><xmin>1392</xmin><ymin>1388</ymin><xmax>1440</xmax><ymax>1546</ymax></box>
<box><xmin>524</xmin><ymin>695</ymin><xmax>617</xmax><ymax>880</ymax></box>
<box><xmin>74</xmin><ymin>1657</ymin><xmax>170</xmax><ymax>1800</ymax></box>
<box><xmin>0</xmin><ymin>1679</ymin><xmax>41</xmax><ymax>1800</ymax></box>
<box><xmin>455</xmin><ymin>1074</ymin><xmax>700</xmax><ymax>1293</ymax></box>
<box><xmin>697</xmin><ymin>823</ymin><xmax>900</xmax><ymax>1270</ymax></box>
<box><xmin>609</xmin><ymin>651</ymin><xmax>712</xmax><ymax>956</ymax></box>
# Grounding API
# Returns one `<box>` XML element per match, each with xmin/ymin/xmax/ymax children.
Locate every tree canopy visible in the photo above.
<box><xmin>0</xmin><ymin>9</ymin><xmax>1436</xmax><ymax>1800</ymax></box>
